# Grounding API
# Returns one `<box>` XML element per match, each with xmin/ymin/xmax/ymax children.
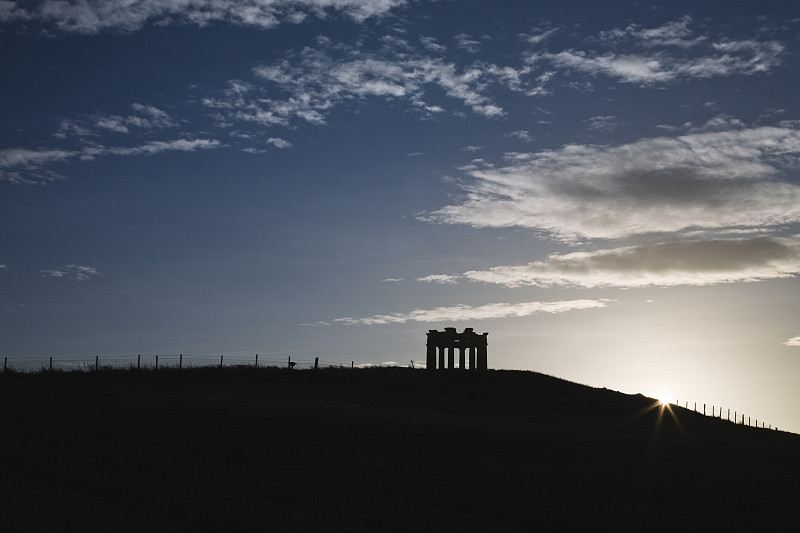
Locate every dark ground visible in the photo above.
<box><xmin>1</xmin><ymin>367</ymin><xmax>798</xmax><ymax>532</ymax></box>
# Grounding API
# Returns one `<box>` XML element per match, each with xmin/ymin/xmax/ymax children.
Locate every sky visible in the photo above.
<box><xmin>2</xmin><ymin>1</ymin><xmax>800</xmax><ymax>431</ymax></box>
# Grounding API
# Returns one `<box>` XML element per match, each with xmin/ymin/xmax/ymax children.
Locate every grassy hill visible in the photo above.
<box><xmin>2</xmin><ymin>367</ymin><xmax>798</xmax><ymax>531</ymax></box>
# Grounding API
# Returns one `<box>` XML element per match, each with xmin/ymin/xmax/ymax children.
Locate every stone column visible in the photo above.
<box><xmin>447</xmin><ymin>346</ymin><xmax>455</xmax><ymax>370</ymax></box>
<box><xmin>426</xmin><ymin>341</ymin><xmax>437</xmax><ymax>371</ymax></box>
<box><xmin>458</xmin><ymin>347</ymin><xmax>466</xmax><ymax>370</ymax></box>
<box><xmin>468</xmin><ymin>347</ymin><xmax>476</xmax><ymax>370</ymax></box>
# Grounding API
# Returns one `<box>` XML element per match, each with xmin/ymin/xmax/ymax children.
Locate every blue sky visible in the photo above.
<box><xmin>2</xmin><ymin>1</ymin><xmax>800</xmax><ymax>431</ymax></box>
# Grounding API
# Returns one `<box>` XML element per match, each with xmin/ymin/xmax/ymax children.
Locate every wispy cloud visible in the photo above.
<box><xmin>417</xmin><ymin>274</ymin><xmax>459</xmax><ymax>285</ymax></box>
<box><xmin>597</xmin><ymin>16</ymin><xmax>703</xmax><ymax>48</ymax></box>
<box><xmin>784</xmin><ymin>336</ymin><xmax>800</xmax><ymax>347</ymax></box>
<box><xmin>54</xmin><ymin>104</ymin><xmax>178</xmax><ymax>139</ymax></box>
<box><xmin>41</xmin><ymin>264</ymin><xmax>102</xmax><ymax>282</ymax></box>
<box><xmin>0</xmin><ymin>0</ymin><xmax>406</xmax><ymax>33</ymax></box>
<box><xmin>334</xmin><ymin>299</ymin><xmax>610</xmax><ymax>325</ymax></box>
<box><xmin>425</xmin><ymin>123</ymin><xmax>800</xmax><ymax>242</ymax></box>
<box><xmin>1</xmin><ymin>138</ymin><xmax>220</xmax><ymax>185</ymax></box>
<box><xmin>80</xmin><ymin>139</ymin><xmax>221</xmax><ymax>159</ymax></box>
<box><xmin>205</xmin><ymin>36</ymin><xmax>540</xmax><ymax>128</ymax></box>
<box><xmin>526</xmin><ymin>17</ymin><xmax>783</xmax><ymax>85</ymax></box>
<box><xmin>451</xmin><ymin>237</ymin><xmax>800</xmax><ymax>289</ymax></box>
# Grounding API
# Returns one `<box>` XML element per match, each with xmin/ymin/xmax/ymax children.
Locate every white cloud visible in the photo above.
<box><xmin>334</xmin><ymin>299</ymin><xmax>609</xmax><ymax>325</ymax></box>
<box><xmin>82</xmin><ymin>138</ymin><xmax>220</xmax><ymax>158</ymax></box>
<box><xmin>783</xmin><ymin>336</ymin><xmax>800</xmax><ymax>347</ymax></box>
<box><xmin>505</xmin><ymin>130</ymin><xmax>533</xmax><ymax>141</ymax></box>
<box><xmin>586</xmin><ymin>115</ymin><xmax>620</xmax><ymax>132</ymax></box>
<box><xmin>417</xmin><ymin>274</ymin><xmax>459</xmax><ymax>284</ymax></box>
<box><xmin>457</xmin><ymin>237</ymin><xmax>800</xmax><ymax>289</ymax></box>
<box><xmin>216</xmin><ymin>40</ymin><xmax>522</xmax><ymax>126</ymax></box>
<box><xmin>266</xmin><ymin>137</ymin><xmax>292</xmax><ymax>149</ymax></box>
<box><xmin>455</xmin><ymin>33</ymin><xmax>481</xmax><ymax>54</ymax></box>
<box><xmin>598</xmin><ymin>16</ymin><xmax>703</xmax><ymax>48</ymax></box>
<box><xmin>0</xmin><ymin>0</ymin><xmax>406</xmax><ymax>33</ymax></box>
<box><xmin>41</xmin><ymin>264</ymin><xmax>102</xmax><ymax>282</ymax></box>
<box><xmin>2</xmin><ymin>139</ymin><xmax>219</xmax><ymax>185</ymax></box>
<box><xmin>56</xmin><ymin>104</ymin><xmax>178</xmax><ymax>138</ymax></box>
<box><xmin>425</xmin><ymin>125</ymin><xmax>800</xmax><ymax>242</ymax></box>
<box><xmin>527</xmin><ymin>17</ymin><xmax>783</xmax><ymax>85</ymax></box>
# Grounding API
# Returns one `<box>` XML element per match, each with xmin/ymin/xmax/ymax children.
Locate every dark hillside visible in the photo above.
<box><xmin>1</xmin><ymin>367</ymin><xmax>798</xmax><ymax>531</ymax></box>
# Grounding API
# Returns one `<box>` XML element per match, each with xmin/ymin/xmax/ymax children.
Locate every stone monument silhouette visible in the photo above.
<box><xmin>426</xmin><ymin>328</ymin><xmax>488</xmax><ymax>370</ymax></box>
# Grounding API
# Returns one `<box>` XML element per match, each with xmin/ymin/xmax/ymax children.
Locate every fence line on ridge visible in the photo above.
<box><xmin>1</xmin><ymin>353</ymin><xmax>368</xmax><ymax>374</ymax></box>
<box><xmin>673</xmin><ymin>398</ymin><xmax>778</xmax><ymax>431</ymax></box>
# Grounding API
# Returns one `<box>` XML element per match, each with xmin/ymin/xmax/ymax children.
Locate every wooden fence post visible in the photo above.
<box><xmin>314</xmin><ymin>357</ymin><xmax>319</xmax><ymax>370</ymax></box>
<box><xmin>156</xmin><ymin>355</ymin><xmax>159</xmax><ymax>370</ymax></box>
<box><xmin>220</xmin><ymin>355</ymin><xmax>224</xmax><ymax>368</ymax></box>
<box><xmin>179</xmin><ymin>354</ymin><xmax>183</xmax><ymax>369</ymax></box>
<box><xmin>3</xmin><ymin>356</ymin><xmax>7</xmax><ymax>373</ymax></box>
<box><xmin>255</xmin><ymin>354</ymin><xmax>258</xmax><ymax>368</ymax></box>
<box><xmin>137</xmin><ymin>354</ymin><xmax>141</xmax><ymax>370</ymax></box>
<box><xmin>703</xmin><ymin>404</ymin><xmax>706</xmax><ymax>416</ymax></box>
<box><xmin>351</xmin><ymin>361</ymin><xmax>354</xmax><ymax>369</ymax></box>
<box><xmin>49</xmin><ymin>356</ymin><xmax>53</xmax><ymax>372</ymax></box>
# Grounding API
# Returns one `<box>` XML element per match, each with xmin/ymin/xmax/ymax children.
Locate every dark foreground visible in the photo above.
<box><xmin>2</xmin><ymin>367</ymin><xmax>798</xmax><ymax>532</ymax></box>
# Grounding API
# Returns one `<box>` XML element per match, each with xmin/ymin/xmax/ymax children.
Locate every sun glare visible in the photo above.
<box><xmin>652</xmin><ymin>390</ymin><xmax>674</xmax><ymax>407</ymax></box>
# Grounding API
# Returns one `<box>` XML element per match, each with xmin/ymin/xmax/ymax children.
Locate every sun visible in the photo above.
<box><xmin>652</xmin><ymin>389</ymin><xmax>674</xmax><ymax>407</ymax></box>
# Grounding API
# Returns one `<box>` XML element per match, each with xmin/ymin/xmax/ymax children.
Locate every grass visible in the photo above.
<box><xmin>1</xmin><ymin>366</ymin><xmax>798</xmax><ymax>531</ymax></box>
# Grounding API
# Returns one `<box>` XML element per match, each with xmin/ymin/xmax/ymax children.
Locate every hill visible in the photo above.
<box><xmin>1</xmin><ymin>367</ymin><xmax>798</xmax><ymax>531</ymax></box>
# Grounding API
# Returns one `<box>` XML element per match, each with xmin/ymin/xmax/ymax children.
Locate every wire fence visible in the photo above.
<box><xmin>673</xmin><ymin>398</ymin><xmax>778</xmax><ymax>431</ymax></box>
<box><xmin>0</xmin><ymin>353</ymin><xmax>374</xmax><ymax>373</ymax></box>
<box><xmin>1</xmin><ymin>357</ymin><xmax>779</xmax><ymax>431</ymax></box>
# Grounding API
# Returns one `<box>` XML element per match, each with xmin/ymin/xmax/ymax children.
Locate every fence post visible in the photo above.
<box><xmin>179</xmin><ymin>354</ymin><xmax>183</xmax><ymax>369</ymax></box>
<box><xmin>314</xmin><ymin>357</ymin><xmax>319</xmax><ymax>370</ymax></box>
<box><xmin>351</xmin><ymin>361</ymin><xmax>354</xmax><ymax>369</ymax></box>
<box><xmin>3</xmin><ymin>356</ymin><xmax>6</xmax><ymax>373</ymax></box>
<box><xmin>49</xmin><ymin>356</ymin><xmax>53</xmax><ymax>372</ymax></box>
<box><xmin>255</xmin><ymin>354</ymin><xmax>258</xmax><ymax>368</ymax></box>
<box><xmin>703</xmin><ymin>404</ymin><xmax>706</xmax><ymax>416</ymax></box>
<box><xmin>220</xmin><ymin>355</ymin><xmax>224</xmax><ymax>368</ymax></box>
<box><xmin>95</xmin><ymin>355</ymin><xmax>99</xmax><ymax>371</ymax></box>
<box><xmin>156</xmin><ymin>355</ymin><xmax>159</xmax><ymax>370</ymax></box>
<box><xmin>138</xmin><ymin>354</ymin><xmax>141</xmax><ymax>370</ymax></box>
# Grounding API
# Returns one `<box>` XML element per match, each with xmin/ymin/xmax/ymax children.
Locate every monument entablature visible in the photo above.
<box><xmin>426</xmin><ymin>327</ymin><xmax>488</xmax><ymax>370</ymax></box>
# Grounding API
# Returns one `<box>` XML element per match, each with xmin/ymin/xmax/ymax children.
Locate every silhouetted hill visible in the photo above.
<box><xmin>2</xmin><ymin>367</ymin><xmax>798</xmax><ymax>531</ymax></box>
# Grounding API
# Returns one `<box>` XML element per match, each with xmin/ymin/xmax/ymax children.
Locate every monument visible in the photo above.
<box><xmin>426</xmin><ymin>328</ymin><xmax>488</xmax><ymax>370</ymax></box>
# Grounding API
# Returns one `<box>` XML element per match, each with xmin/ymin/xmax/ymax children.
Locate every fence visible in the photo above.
<box><xmin>1</xmin><ymin>354</ymin><xmax>367</xmax><ymax>374</ymax></box>
<box><xmin>673</xmin><ymin>398</ymin><xmax>777</xmax><ymax>431</ymax></box>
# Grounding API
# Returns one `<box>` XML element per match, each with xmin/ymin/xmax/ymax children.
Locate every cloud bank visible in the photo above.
<box><xmin>426</xmin><ymin>125</ymin><xmax>800</xmax><ymax>241</ymax></box>
<box><xmin>334</xmin><ymin>299</ymin><xmax>609</xmax><ymax>325</ymax></box>
<box><xmin>443</xmin><ymin>237</ymin><xmax>800</xmax><ymax>289</ymax></box>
